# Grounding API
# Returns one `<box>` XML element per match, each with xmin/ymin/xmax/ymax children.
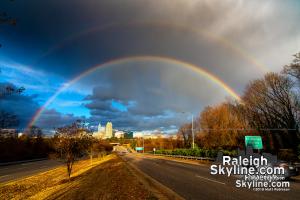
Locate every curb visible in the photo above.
<box><xmin>123</xmin><ymin>156</ymin><xmax>184</xmax><ymax>200</ymax></box>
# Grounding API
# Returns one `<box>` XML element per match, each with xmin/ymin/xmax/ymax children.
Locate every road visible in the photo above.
<box><xmin>0</xmin><ymin>159</ymin><xmax>62</xmax><ymax>183</ymax></box>
<box><xmin>1</xmin><ymin>149</ymin><xmax>300</xmax><ymax>200</ymax></box>
<box><xmin>120</xmin><ymin>151</ymin><xmax>300</xmax><ymax>200</ymax></box>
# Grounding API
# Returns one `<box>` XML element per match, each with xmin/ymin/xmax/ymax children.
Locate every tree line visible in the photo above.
<box><xmin>0</xmin><ymin>120</ymin><xmax>113</xmax><ymax>179</ymax></box>
<box><xmin>178</xmin><ymin>53</ymin><xmax>300</xmax><ymax>158</ymax></box>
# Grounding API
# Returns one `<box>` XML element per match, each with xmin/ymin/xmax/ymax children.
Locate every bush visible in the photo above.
<box><xmin>0</xmin><ymin>136</ymin><xmax>54</xmax><ymax>163</ymax></box>
<box><xmin>278</xmin><ymin>149</ymin><xmax>298</xmax><ymax>162</ymax></box>
<box><xmin>153</xmin><ymin>148</ymin><xmax>230</xmax><ymax>158</ymax></box>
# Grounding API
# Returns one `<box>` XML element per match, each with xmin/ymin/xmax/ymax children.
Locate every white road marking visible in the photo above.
<box><xmin>196</xmin><ymin>175</ymin><xmax>226</xmax><ymax>185</ymax></box>
<box><xmin>15</xmin><ymin>167</ymin><xmax>26</xmax><ymax>170</ymax></box>
<box><xmin>21</xmin><ymin>163</ymin><xmax>32</xmax><ymax>166</ymax></box>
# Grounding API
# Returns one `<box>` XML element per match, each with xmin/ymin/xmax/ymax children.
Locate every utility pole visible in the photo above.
<box><xmin>143</xmin><ymin>134</ymin><xmax>145</xmax><ymax>153</ymax></box>
<box><xmin>182</xmin><ymin>112</ymin><xmax>195</xmax><ymax>149</ymax></box>
<box><xmin>192</xmin><ymin>114</ymin><xmax>194</xmax><ymax>149</ymax></box>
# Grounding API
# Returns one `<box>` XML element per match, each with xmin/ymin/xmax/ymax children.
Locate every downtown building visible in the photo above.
<box><xmin>104</xmin><ymin>122</ymin><xmax>113</xmax><ymax>139</ymax></box>
<box><xmin>93</xmin><ymin>122</ymin><xmax>113</xmax><ymax>139</ymax></box>
<box><xmin>93</xmin><ymin>123</ymin><xmax>105</xmax><ymax>139</ymax></box>
<box><xmin>93</xmin><ymin>121</ymin><xmax>132</xmax><ymax>139</ymax></box>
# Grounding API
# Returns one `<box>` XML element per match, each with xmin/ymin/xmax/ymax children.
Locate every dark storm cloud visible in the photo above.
<box><xmin>3</xmin><ymin>0</ymin><xmax>299</xmax><ymax>80</ymax></box>
<box><xmin>0</xmin><ymin>82</ymin><xmax>39</xmax><ymax>128</ymax></box>
<box><xmin>0</xmin><ymin>82</ymin><xmax>86</xmax><ymax>131</ymax></box>
<box><xmin>88</xmin><ymin>107</ymin><xmax>184</xmax><ymax>132</ymax></box>
<box><xmin>35</xmin><ymin>109</ymin><xmax>86</xmax><ymax>130</ymax></box>
<box><xmin>80</xmin><ymin>61</ymin><xmax>227</xmax><ymax>131</ymax></box>
<box><xmin>85</xmin><ymin>99</ymin><xmax>113</xmax><ymax>112</ymax></box>
<box><xmin>1</xmin><ymin>0</ymin><xmax>299</xmax><ymax>131</ymax></box>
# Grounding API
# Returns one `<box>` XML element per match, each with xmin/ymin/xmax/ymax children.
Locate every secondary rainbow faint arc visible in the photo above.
<box><xmin>28</xmin><ymin>55</ymin><xmax>242</xmax><ymax>128</ymax></box>
<box><xmin>36</xmin><ymin>21</ymin><xmax>269</xmax><ymax>73</ymax></box>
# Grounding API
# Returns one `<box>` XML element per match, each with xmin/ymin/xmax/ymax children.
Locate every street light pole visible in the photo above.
<box><xmin>192</xmin><ymin>114</ymin><xmax>194</xmax><ymax>149</ymax></box>
<box><xmin>143</xmin><ymin>133</ymin><xmax>145</xmax><ymax>153</ymax></box>
<box><xmin>181</xmin><ymin>112</ymin><xmax>195</xmax><ymax>149</ymax></box>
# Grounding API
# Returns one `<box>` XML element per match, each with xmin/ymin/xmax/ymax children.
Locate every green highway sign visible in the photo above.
<box><xmin>135</xmin><ymin>147</ymin><xmax>144</xmax><ymax>151</ymax></box>
<box><xmin>245</xmin><ymin>136</ymin><xmax>263</xmax><ymax>149</ymax></box>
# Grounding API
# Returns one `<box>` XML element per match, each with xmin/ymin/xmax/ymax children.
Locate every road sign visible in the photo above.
<box><xmin>245</xmin><ymin>136</ymin><xmax>263</xmax><ymax>149</ymax></box>
<box><xmin>135</xmin><ymin>147</ymin><xmax>144</xmax><ymax>151</ymax></box>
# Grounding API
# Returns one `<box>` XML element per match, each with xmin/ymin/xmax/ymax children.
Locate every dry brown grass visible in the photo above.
<box><xmin>0</xmin><ymin>154</ymin><xmax>157</xmax><ymax>200</ymax></box>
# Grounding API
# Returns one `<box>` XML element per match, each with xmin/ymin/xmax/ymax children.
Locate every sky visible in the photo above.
<box><xmin>0</xmin><ymin>0</ymin><xmax>300</xmax><ymax>134</ymax></box>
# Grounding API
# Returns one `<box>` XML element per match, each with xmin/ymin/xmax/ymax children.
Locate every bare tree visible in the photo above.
<box><xmin>177</xmin><ymin>123</ymin><xmax>192</xmax><ymax>148</ymax></box>
<box><xmin>0</xmin><ymin>75</ymin><xmax>25</xmax><ymax>98</ymax></box>
<box><xmin>0</xmin><ymin>0</ymin><xmax>17</xmax><ymax>48</ymax></box>
<box><xmin>0</xmin><ymin>11</ymin><xmax>16</xmax><ymax>26</ymax></box>
<box><xmin>283</xmin><ymin>52</ymin><xmax>300</xmax><ymax>82</ymax></box>
<box><xmin>25</xmin><ymin>125</ymin><xmax>43</xmax><ymax>138</ymax></box>
<box><xmin>0</xmin><ymin>85</ymin><xmax>25</xmax><ymax>98</ymax></box>
<box><xmin>54</xmin><ymin>120</ymin><xmax>92</xmax><ymax>180</ymax></box>
<box><xmin>243</xmin><ymin>72</ymin><xmax>299</xmax><ymax>152</ymax></box>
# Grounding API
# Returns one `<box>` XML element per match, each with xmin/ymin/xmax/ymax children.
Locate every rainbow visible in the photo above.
<box><xmin>35</xmin><ymin>21</ymin><xmax>270</xmax><ymax>73</ymax></box>
<box><xmin>28</xmin><ymin>55</ymin><xmax>242</xmax><ymax>128</ymax></box>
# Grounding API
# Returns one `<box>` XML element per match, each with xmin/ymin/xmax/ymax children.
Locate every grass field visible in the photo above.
<box><xmin>0</xmin><ymin>154</ymin><xmax>157</xmax><ymax>200</ymax></box>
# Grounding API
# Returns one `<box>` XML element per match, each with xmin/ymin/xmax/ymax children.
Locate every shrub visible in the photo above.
<box><xmin>153</xmin><ymin>148</ymin><xmax>236</xmax><ymax>158</ymax></box>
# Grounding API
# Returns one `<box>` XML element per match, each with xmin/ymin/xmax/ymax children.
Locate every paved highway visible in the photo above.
<box><xmin>0</xmin><ymin>159</ymin><xmax>62</xmax><ymax>183</ymax></box>
<box><xmin>121</xmin><ymin>152</ymin><xmax>300</xmax><ymax>200</ymax></box>
<box><xmin>2</xmin><ymin>148</ymin><xmax>300</xmax><ymax>200</ymax></box>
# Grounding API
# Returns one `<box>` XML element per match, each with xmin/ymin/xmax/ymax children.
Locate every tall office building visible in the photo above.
<box><xmin>97</xmin><ymin>123</ymin><xmax>102</xmax><ymax>133</ymax></box>
<box><xmin>105</xmin><ymin>122</ymin><xmax>113</xmax><ymax>138</ymax></box>
<box><xmin>93</xmin><ymin>122</ymin><xmax>105</xmax><ymax>138</ymax></box>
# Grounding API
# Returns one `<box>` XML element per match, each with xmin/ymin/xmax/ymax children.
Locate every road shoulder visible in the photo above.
<box><xmin>122</xmin><ymin>154</ymin><xmax>184</xmax><ymax>200</ymax></box>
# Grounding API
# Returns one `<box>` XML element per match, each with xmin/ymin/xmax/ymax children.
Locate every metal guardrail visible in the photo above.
<box><xmin>149</xmin><ymin>153</ymin><xmax>215</xmax><ymax>161</ymax></box>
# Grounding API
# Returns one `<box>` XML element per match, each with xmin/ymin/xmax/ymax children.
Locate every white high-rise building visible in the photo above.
<box><xmin>98</xmin><ymin>123</ymin><xmax>102</xmax><ymax>132</ymax></box>
<box><xmin>93</xmin><ymin>122</ymin><xmax>105</xmax><ymax>138</ymax></box>
<box><xmin>105</xmin><ymin>122</ymin><xmax>113</xmax><ymax>138</ymax></box>
<box><xmin>98</xmin><ymin>123</ymin><xmax>105</xmax><ymax>133</ymax></box>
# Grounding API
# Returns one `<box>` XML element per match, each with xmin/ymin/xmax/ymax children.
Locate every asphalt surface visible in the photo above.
<box><xmin>121</xmin><ymin>153</ymin><xmax>300</xmax><ymax>200</ymax></box>
<box><xmin>1</xmin><ymin>150</ymin><xmax>300</xmax><ymax>200</ymax></box>
<box><xmin>0</xmin><ymin>159</ymin><xmax>62</xmax><ymax>183</ymax></box>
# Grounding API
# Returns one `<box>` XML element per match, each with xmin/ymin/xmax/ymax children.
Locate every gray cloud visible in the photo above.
<box><xmin>85</xmin><ymin>99</ymin><xmax>114</xmax><ymax>112</ymax></box>
<box><xmin>35</xmin><ymin>109</ymin><xmax>86</xmax><ymax>131</ymax></box>
<box><xmin>6</xmin><ymin>0</ymin><xmax>299</xmax><ymax>79</ymax></box>
<box><xmin>80</xmin><ymin>61</ymin><xmax>226</xmax><ymax>131</ymax></box>
<box><xmin>0</xmin><ymin>82</ymin><xmax>39</xmax><ymax>129</ymax></box>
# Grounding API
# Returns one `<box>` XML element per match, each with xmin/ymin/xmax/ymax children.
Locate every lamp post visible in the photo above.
<box><xmin>143</xmin><ymin>133</ymin><xmax>145</xmax><ymax>153</ymax></box>
<box><xmin>182</xmin><ymin>112</ymin><xmax>195</xmax><ymax>149</ymax></box>
<box><xmin>192</xmin><ymin>114</ymin><xmax>194</xmax><ymax>149</ymax></box>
